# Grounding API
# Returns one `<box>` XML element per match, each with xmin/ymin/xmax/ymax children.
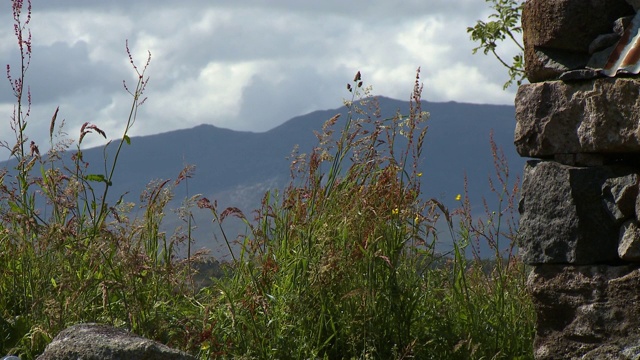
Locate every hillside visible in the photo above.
<box><xmin>1</xmin><ymin>96</ymin><xmax>523</xmax><ymax>257</ymax></box>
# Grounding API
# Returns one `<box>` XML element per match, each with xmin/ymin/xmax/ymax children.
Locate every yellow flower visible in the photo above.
<box><xmin>455</xmin><ymin>194</ymin><xmax>461</xmax><ymax>201</ymax></box>
<box><xmin>392</xmin><ymin>208</ymin><xmax>399</xmax><ymax>215</ymax></box>
<box><xmin>417</xmin><ymin>172</ymin><xmax>423</xmax><ymax>177</ymax></box>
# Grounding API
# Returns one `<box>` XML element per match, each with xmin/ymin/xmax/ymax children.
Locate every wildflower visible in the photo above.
<box><xmin>392</xmin><ymin>208</ymin><xmax>399</xmax><ymax>215</ymax></box>
<box><xmin>455</xmin><ymin>194</ymin><xmax>461</xmax><ymax>201</ymax></box>
<box><xmin>417</xmin><ymin>172</ymin><xmax>423</xmax><ymax>177</ymax></box>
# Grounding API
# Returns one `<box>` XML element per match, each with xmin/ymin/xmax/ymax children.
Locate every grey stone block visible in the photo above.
<box><xmin>515</xmin><ymin>78</ymin><xmax>640</xmax><ymax>158</ymax></box>
<box><xmin>518</xmin><ymin>161</ymin><xmax>625</xmax><ymax>265</ymax></box>
<box><xmin>528</xmin><ymin>264</ymin><xmax>640</xmax><ymax>360</ymax></box>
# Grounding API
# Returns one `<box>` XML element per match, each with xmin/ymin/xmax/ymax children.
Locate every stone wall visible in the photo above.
<box><xmin>517</xmin><ymin>1</ymin><xmax>640</xmax><ymax>358</ymax></box>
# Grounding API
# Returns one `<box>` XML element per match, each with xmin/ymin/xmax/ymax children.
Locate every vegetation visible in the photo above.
<box><xmin>468</xmin><ymin>0</ymin><xmax>526</xmax><ymax>89</ymax></box>
<box><xmin>1</xmin><ymin>0</ymin><xmax>534</xmax><ymax>359</ymax></box>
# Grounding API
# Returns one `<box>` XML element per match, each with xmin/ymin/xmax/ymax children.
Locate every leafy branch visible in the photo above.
<box><xmin>468</xmin><ymin>0</ymin><xmax>526</xmax><ymax>89</ymax></box>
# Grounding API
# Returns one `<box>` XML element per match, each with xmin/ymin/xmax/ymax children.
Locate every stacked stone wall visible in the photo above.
<box><xmin>518</xmin><ymin>1</ymin><xmax>640</xmax><ymax>358</ymax></box>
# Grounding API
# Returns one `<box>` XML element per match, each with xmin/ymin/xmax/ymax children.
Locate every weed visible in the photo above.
<box><xmin>0</xmin><ymin>1</ymin><xmax>534</xmax><ymax>358</ymax></box>
<box><xmin>195</xmin><ymin>70</ymin><xmax>535</xmax><ymax>359</ymax></box>
<box><xmin>0</xmin><ymin>0</ymin><xmax>202</xmax><ymax>357</ymax></box>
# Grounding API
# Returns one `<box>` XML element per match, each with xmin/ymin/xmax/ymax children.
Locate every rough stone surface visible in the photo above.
<box><xmin>515</xmin><ymin>78</ymin><xmax>640</xmax><ymax>158</ymax></box>
<box><xmin>614</xmin><ymin>15</ymin><xmax>635</xmax><ymax>35</ymax></box>
<box><xmin>519</xmin><ymin>2</ymin><xmax>640</xmax><ymax>358</ymax></box>
<box><xmin>522</xmin><ymin>0</ymin><xmax>634</xmax><ymax>82</ymax></box>
<box><xmin>619</xmin><ymin>220</ymin><xmax>640</xmax><ymax>261</ymax></box>
<box><xmin>636</xmin><ymin>191</ymin><xmax>640</xmax><ymax>222</ymax></box>
<box><xmin>558</xmin><ymin>68</ymin><xmax>600</xmax><ymax>82</ymax></box>
<box><xmin>553</xmin><ymin>153</ymin><xmax>605</xmax><ymax>167</ymax></box>
<box><xmin>603</xmin><ymin>174</ymin><xmax>639</xmax><ymax>225</ymax></box>
<box><xmin>627</xmin><ymin>0</ymin><xmax>640</xmax><ymax>11</ymax></box>
<box><xmin>518</xmin><ymin>161</ymin><xmax>628</xmax><ymax>265</ymax></box>
<box><xmin>589</xmin><ymin>33</ymin><xmax>621</xmax><ymax>55</ymax></box>
<box><xmin>36</xmin><ymin>323</ymin><xmax>195</xmax><ymax>360</ymax></box>
<box><xmin>528</xmin><ymin>264</ymin><xmax>640</xmax><ymax>360</ymax></box>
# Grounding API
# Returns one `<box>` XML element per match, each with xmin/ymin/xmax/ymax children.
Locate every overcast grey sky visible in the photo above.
<box><xmin>0</xmin><ymin>0</ymin><xmax>522</xmax><ymax>155</ymax></box>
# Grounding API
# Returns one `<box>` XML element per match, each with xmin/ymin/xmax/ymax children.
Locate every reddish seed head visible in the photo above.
<box><xmin>29</xmin><ymin>140</ymin><xmax>39</xmax><ymax>157</ymax></box>
<box><xmin>80</xmin><ymin>122</ymin><xmax>89</xmax><ymax>134</ymax></box>
<box><xmin>197</xmin><ymin>197</ymin><xmax>213</xmax><ymax>210</ymax></box>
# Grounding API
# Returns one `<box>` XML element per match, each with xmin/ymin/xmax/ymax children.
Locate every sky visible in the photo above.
<box><xmin>0</xmin><ymin>0</ymin><xmax>522</xmax><ymax>157</ymax></box>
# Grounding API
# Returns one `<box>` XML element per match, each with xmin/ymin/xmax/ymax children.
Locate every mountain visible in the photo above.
<box><xmin>1</xmin><ymin>97</ymin><xmax>525</xmax><ymax>258</ymax></box>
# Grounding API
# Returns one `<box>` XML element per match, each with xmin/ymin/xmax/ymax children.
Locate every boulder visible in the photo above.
<box><xmin>36</xmin><ymin>323</ymin><xmax>194</xmax><ymax>360</ymax></box>
<box><xmin>518</xmin><ymin>161</ymin><xmax>628</xmax><ymax>265</ymax></box>
<box><xmin>522</xmin><ymin>0</ymin><xmax>634</xmax><ymax>82</ymax></box>
<box><xmin>528</xmin><ymin>264</ymin><xmax>640</xmax><ymax>360</ymax></box>
<box><xmin>515</xmin><ymin>78</ymin><xmax>640</xmax><ymax>158</ymax></box>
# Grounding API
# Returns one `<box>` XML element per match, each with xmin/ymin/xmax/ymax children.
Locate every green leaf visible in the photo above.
<box><xmin>50</xmin><ymin>277</ymin><xmax>57</xmax><ymax>288</ymax></box>
<box><xmin>84</xmin><ymin>174</ymin><xmax>113</xmax><ymax>186</ymax></box>
<box><xmin>8</xmin><ymin>201</ymin><xmax>22</xmax><ymax>214</ymax></box>
<box><xmin>123</xmin><ymin>135</ymin><xmax>131</xmax><ymax>145</ymax></box>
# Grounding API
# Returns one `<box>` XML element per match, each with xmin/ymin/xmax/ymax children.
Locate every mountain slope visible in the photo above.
<box><xmin>1</xmin><ymin>97</ymin><xmax>524</xmax><ymax>257</ymax></box>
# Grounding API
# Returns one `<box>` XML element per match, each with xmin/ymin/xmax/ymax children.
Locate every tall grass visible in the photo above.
<box><xmin>0</xmin><ymin>1</ymin><xmax>534</xmax><ymax>359</ymax></box>
<box><xmin>0</xmin><ymin>1</ymin><xmax>201</xmax><ymax>357</ymax></box>
<box><xmin>195</xmin><ymin>72</ymin><xmax>535</xmax><ymax>359</ymax></box>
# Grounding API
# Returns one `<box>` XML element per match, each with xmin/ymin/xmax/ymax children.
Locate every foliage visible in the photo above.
<box><xmin>1</xmin><ymin>1</ymin><xmax>535</xmax><ymax>359</ymax></box>
<box><xmin>193</xmin><ymin>72</ymin><xmax>535</xmax><ymax>359</ymax></box>
<box><xmin>468</xmin><ymin>0</ymin><xmax>526</xmax><ymax>89</ymax></box>
<box><xmin>1</xmin><ymin>0</ymin><xmax>203</xmax><ymax>357</ymax></box>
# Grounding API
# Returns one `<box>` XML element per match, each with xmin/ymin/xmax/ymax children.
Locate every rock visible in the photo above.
<box><xmin>514</xmin><ymin>78</ymin><xmax>640</xmax><ymax>158</ymax></box>
<box><xmin>627</xmin><ymin>0</ymin><xmax>640</xmax><ymax>11</ymax></box>
<box><xmin>553</xmin><ymin>153</ymin><xmax>605</xmax><ymax>166</ymax></box>
<box><xmin>518</xmin><ymin>161</ymin><xmax>626</xmax><ymax>265</ymax></box>
<box><xmin>558</xmin><ymin>68</ymin><xmax>600</xmax><ymax>81</ymax></box>
<box><xmin>586</xmin><ymin>44</ymin><xmax>619</xmax><ymax>71</ymax></box>
<box><xmin>524</xmin><ymin>48</ymin><xmax>589</xmax><ymax>85</ymax></box>
<box><xmin>619</xmin><ymin>220</ymin><xmax>640</xmax><ymax>261</ymax></box>
<box><xmin>589</xmin><ymin>33</ymin><xmax>622</xmax><ymax>54</ymax></box>
<box><xmin>614</xmin><ymin>16</ymin><xmax>635</xmax><ymax>36</ymax></box>
<box><xmin>522</xmin><ymin>0</ymin><xmax>634</xmax><ymax>82</ymax></box>
<box><xmin>582</xmin><ymin>342</ymin><xmax>640</xmax><ymax>360</ymax></box>
<box><xmin>602</xmin><ymin>174</ymin><xmax>639</xmax><ymax>224</ymax></box>
<box><xmin>1</xmin><ymin>357</ymin><xmax>21</xmax><ymax>360</ymax></box>
<box><xmin>636</xmin><ymin>192</ymin><xmax>640</xmax><ymax>222</ymax></box>
<box><xmin>528</xmin><ymin>264</ymin><xmax>640</xmax><ymax>360</ymax></box>
<box><xmin>36</xmin><ymin>323</ymin><xmax>194</xmax><ymax>360</ymax></box>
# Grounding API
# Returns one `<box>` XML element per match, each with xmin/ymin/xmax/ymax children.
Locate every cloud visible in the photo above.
<box><xmin>236</xmin><ymin>64</ymin><xmax>347</xmax><ymax>132</ymax></box>
<box><xmin>140</xmin><ymin>60</ymin><xmax>259</xmax><ymax>134</ymax></box>
<box><xmin>0</xmin><ymin>0</ymin><xmax>522</xmax><ymax>160</ymax></box>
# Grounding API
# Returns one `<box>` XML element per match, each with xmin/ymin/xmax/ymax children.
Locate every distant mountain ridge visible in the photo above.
<box><xmin>0</xmin><ymin>96</ymin><xmax>524</xmax><ymax>257</ymax></box>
